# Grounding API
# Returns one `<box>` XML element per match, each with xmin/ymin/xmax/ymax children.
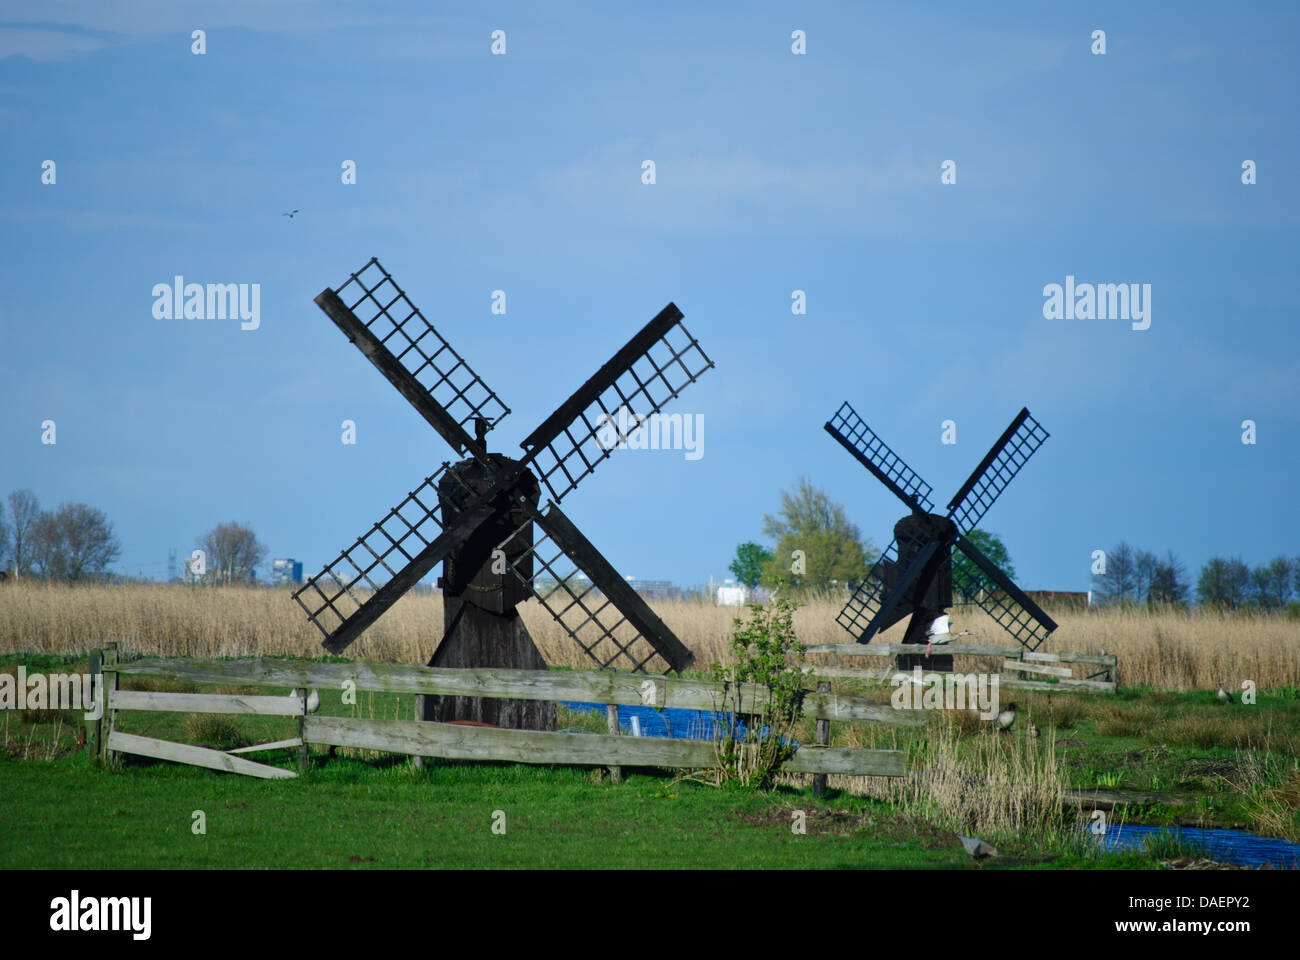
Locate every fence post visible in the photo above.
<box><xmin>605</xmin><ymin>704</ymin><xmax>622</xmax><ymax>784</ymax></box>
<box><xmin>412</xmin><ymin>694</ymin><xmax>425</xmax><ymax>771</ymax></box>
<box><xmin>100</xmin><ymin>643</ymin><xmax>119</xmax><ymax>767</ymax></box>
<box><xmin>813</xmin><ymin>679</ymin><xmax>830</xmax><ymax>798</ymax></box>
<box><xmin>86</xmin><ymin>648</ymin><xmax>103</xmax><ymax>762</ymax></box>
<box><xmin>294</xmin><ymin>689</ymin><xmax>308</xmax><ymax>775</ymax></box>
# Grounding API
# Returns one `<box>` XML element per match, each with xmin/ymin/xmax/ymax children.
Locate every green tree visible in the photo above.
<box><xmin>759</xmin><ymin>478</ymin><xmax>875</xmax><ymax>596</ymax></box>
<box><xmin>728</xmin><ymin>541</ymin><xmax>772</xmax><ymax>589</ymax></box>
<box><xmin>951</xmin><ymin>529</ymin><xmax>1015</xmax><ymax>602</ymax></box>
<box><xmin>1196</xmin><ymin>556</ymin><xmax>1251</xmax><ymax>610</ymax></box>
<box><xmin>1251</xmin><ymin>556</ymin><xmax>1293</xmax><ymax>611</ymax></box>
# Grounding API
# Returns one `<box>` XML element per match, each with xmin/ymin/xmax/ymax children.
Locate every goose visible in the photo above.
<box><xmin>994</xmin><ymin>702</ymin><xmax>1017</xmax><ymax>732</ymax></box>
<box><xmin>1216</xmin><ymin>682</ymin><xmax>1235</xmax><ymax>705</ymax></box>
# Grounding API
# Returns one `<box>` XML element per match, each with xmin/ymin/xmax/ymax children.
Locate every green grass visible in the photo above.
<box><xmin>2</xmin><ymin>652</ymin><xmax>1291</xmax><ymax>869</ymax></box>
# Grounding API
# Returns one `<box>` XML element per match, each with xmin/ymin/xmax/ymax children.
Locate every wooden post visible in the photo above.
<box><xmin>86</xmin><ymin>648</ymin><xmax>103</xmax><ymax>762</ymax></box>
<box><xmin>605</xmin><ymin>704</ymin><xmax>622</xmax><ymax>784</ymax></box>
<box><xmin>294</xmin><ymin>689</ymin><xmax>308</xmax><ymax>775</ymax></box>
<box><xmin>100</xmin><ymin>643</ymin><xmax>118</xmax><ymax>767</ymax></box>
<box><xmin>813</xmin><ymin>679</ymin><xmax>830</xmax><ymax>798</ymax></box>
<box><xmin>412</xmin><ymin>694</ymin><xmax>425</xmax><ymax>770</ymax></box>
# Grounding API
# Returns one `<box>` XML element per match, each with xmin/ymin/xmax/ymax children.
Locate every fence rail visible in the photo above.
<box><xmin>89</xmin><ymin>646</ymin><xmax>913</xmax><ymax>780</ymax></box>
<box><xmin>802</xmin><ymin>642</ymin><xmax>1118</xmax><ymax>694</ymax></box>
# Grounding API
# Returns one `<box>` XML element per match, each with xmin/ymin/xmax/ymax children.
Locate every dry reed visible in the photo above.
<box><xmin>1</xmin><ymin>581</ymin><xmax>1298</xmax><ymax>690</ymax></box>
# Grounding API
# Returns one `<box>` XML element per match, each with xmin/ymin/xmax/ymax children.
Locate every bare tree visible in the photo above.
<box><xmin>197</xmin><ymin>522</ymin><xmax>267</xmax><ymax>585</ymax></box>
<box><xmin>7</xmin><ymin>489</ymin><xmax>41</xmax><ymax>577</ymax></box>
<box><xmin>29</xmin><ymin>502</ymin><xmax>121</xmax><ymax>581</ymax></box>
<box><xmin>0</xmin><ymin>498</ymin><xmax>10</xmax><ymax>571</ymax></box>
<box><xmin>1135</xmin><ymin>549</ymin><xmax>1159</xmax><ymax>605</ymax></box>
<box><xmin>1092</xmin><ymin>541</ymin><xmax>1137</xmax><ymax>605</ymax></box>
<box><xmin>1149</xmin><ymin>551</ymin><xmax>1188</xmax><ymax>607</ymax></box>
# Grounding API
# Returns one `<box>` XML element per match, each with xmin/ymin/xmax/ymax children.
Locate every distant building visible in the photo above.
<box><xmin>716</xmin><ymin>584</ymin><xmax>747</xmax><ymax>606</ymax></box>
<box><xmin>1026</xmin><ymin>590</ymin><xmax>1090</xmax><ymax>610</ymax></box>
<box><xmin>624</xmin><ymin>577</ymin><xmax>682</xmax><ymax>602</ymax></box>
<box><xmin>271</xmin><ymin>558</ymin><xmax>303</xmax><ymax>587</ymax></box>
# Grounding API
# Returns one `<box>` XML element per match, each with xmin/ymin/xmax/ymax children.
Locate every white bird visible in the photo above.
<box><xmin>1216</xmin><ymin>682</ymin><xmax>1235</xmax><ymax>705</ymax></box>
<box><xmin>957</xmin><ymin>834</ymin><xmax>1000</xmax><ymax>860</ymax></box>
<box><xmin>994</xmin><ymin>702</ymin><xmax>1017</xmax><ymax>732</ymax></box>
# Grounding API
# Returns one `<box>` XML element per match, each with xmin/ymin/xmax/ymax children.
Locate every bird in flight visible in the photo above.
<box><xmin>282</xmin><ymin>209</ymin><xmax>299</xmax><ymax>218</ymax></box>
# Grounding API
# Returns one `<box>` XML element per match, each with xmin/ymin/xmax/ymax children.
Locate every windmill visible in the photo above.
<box><xmin>824</xmin><ymin>403</ymin><xmax>1057</xmax><ymax>672</ymax></box>
<box><xmin>293</xmin><ymin>258</ymin><xmax>713</xmax><ymax>729</ymax></box>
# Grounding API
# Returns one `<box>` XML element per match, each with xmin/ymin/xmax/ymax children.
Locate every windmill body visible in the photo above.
<box><xmin>294</xmin><ymin>258</ymin><xmax>713</xmax><ymax>729</ymax></box>
<box><xmin>825</xmin><ymin>402</ymin><xmax>1058</xmax><ymax>671</ymax></box>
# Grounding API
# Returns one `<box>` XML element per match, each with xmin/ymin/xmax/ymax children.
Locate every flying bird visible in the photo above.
<box><xmin>282</xmin><ymin>209</ymin><xmax>299</xmax><ymax>218</ymax></box>
<box><xmin>994</xmin><ymin>702</ymin><xmax>1017</xmax><ymax>733</ymax></box>
<box><xmin>1216</xmin><ymin>682</ymin><xmax>1235</xmax><ymax>705</ymax></box>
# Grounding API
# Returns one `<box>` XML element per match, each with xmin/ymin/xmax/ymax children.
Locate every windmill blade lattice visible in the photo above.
<box><xmin>518</xmin><ymin>305</ymin><xmax>713</xmax><ymax>503</ymax></box>
<box><xmin>499</xmin><ymin>502</ymin><xmax>693</xmax><ymax>673</ymax></box>
<box><xmin>951</xmin><ymin>535</ymin><xmax>1058</xmax><ymax>651</ymax></box>
<box><xmin>825</xmin><ymin>402</ymin><xmax>935</xmax><ymax>514</ymax></box>
<box><xmin>946</xmin><ymin>408</ymin><xmax>1049</xmax><ymax>534</ymax></box>
<box><xmin>835</xmin><ymin>540</ymin><xmax>907</xmax><ymax>641</ymax></box>
<box><xmin>319</xmin><ymin>257</ymin><xmax>510</xmax><ymax>456</ymax></box>
<box><xmin>293</xmin><ymin>465</ymin><xmax>512</xmax><ymax>653</ymax></box>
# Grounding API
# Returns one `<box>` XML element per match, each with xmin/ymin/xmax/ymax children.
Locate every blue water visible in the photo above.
<box><xmin>1096</xmin><ymin>823</ymin><xmax>1300</xmax><ymax>869</ymax></box>
<box><xmin>560</xmin><ymin>701</ymin><xmax>773</xmax><ymax>741</ymax></box>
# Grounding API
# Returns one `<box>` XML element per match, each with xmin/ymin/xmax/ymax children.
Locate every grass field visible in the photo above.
<box><xmin>1</xmin><ymin>582</ymin><xmax>1297</xmax><ymax>869</ymax></box>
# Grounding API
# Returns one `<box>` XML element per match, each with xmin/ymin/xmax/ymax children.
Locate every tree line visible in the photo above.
<box><xmin>1087</xmin><ymin>541</ymin><xmax>1297</xmax><ymax>613</ymax></box>
<box><xmin>0</xmin><ymin>488</ymin><xmax>268</xmax><ymax>585</ymax></box>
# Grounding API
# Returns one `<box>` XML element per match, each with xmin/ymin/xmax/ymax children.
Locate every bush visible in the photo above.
<box><xmin>707</xmin><ymin>599</ymin><xmax>808</xmax><ymax>789</ymax></box>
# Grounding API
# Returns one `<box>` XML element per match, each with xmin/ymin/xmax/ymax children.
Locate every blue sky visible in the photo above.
<box><xmin>1</xmin><ymin>1</ymin><xmax>1297</xmax><ymax>593</ymax></box>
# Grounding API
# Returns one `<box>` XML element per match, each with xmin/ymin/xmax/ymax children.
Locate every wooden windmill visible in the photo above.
<box><xmin>294</xmin><ymin>258</ymin><xmax>713</xmax><ymax>729</ymax></box>
<box><xmin>824</xmin><ymin>402</ymin><xmax>1058</xmax><ymax>671</ymax></box>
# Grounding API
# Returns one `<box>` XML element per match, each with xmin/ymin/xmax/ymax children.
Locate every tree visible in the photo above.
<box><xmin>1196</xmin><ymin>556</ymin><xmax>1251</xmax><ymax>610</ymax></box>
<box><xmin>197</xmin><ymin>521</ymin><xmax>267</xmax><ymax>585</ymax></box>
<box><xmin>0</xmin><ymin>498</ymin><xmax>9</xmax><ymax>570</ymax></box>
<box><xmin>1251</xmin><ymin>556</ymin><xmax>1292</xmax><ymax>611</ymax></box>
<box><xmin>759</xmin><ymin>478</ymin><xmax>876</xmax><ymax>595</ymax></box>
<box><xmin>728</xmin><ymin>541</ymin><xmax>773</xmax><ymax>589</ymax></box>
<box><xmin>1092</xmin><ymin>541</ymin><xmax>1137</xmax><ymax>605</ymax></box>
<box><xmin>951</xmin><ymin>529</ymin><xmax>1015</xmax><ymax>602</ymax></box>
<box><xmin>28</xmin><ymin>502</ymin><xmax>121</xmax><ymax>581</ymax></box>
<box><xmin>1148</xmin><ymin>551</ymin><xmax>1188</xmax><ymax>607</ymax></box>
<box><xmin>1135</xmin><ymin>549</ymin><xmax>1159</xmax><ymax>605</ymax></box>
<box><xmin>7</xmin><ymin>489</ymin><xmax>41</xmax><ymax>577</ymax></box>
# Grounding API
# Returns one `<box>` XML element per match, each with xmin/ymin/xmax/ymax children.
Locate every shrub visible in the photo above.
<box><xmin>707</xmin><ymin>599</ymin><xmax>808</xmax><ymax>789</ymax></box>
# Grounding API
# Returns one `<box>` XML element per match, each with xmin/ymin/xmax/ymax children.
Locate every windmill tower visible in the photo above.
<box><xmin>294</xmin><ymin>258</ymin><xmax>713</xmax><ymax>729</ymax></box>
<box><xmin>824</xmin><ymin>402</ymin><xmax>1058</xmax><ymax>671</ymax></box>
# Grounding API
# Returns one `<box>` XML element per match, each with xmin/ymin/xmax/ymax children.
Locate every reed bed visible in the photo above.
<box><xmin>0</xmin><ymin>581</ymin><xmax>1298</xmax><ymax>690</ymax></box>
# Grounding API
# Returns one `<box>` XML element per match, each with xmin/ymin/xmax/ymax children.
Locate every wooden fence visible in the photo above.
<box><xmin>802</xmin><ymin>642</ymin><xmax>1118</xmax><ymax>694</ymax></box>
<box><xmin>88</xmin><ymin>644</ymin><xmax>920</xmax><ymax>781</ymax></box>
